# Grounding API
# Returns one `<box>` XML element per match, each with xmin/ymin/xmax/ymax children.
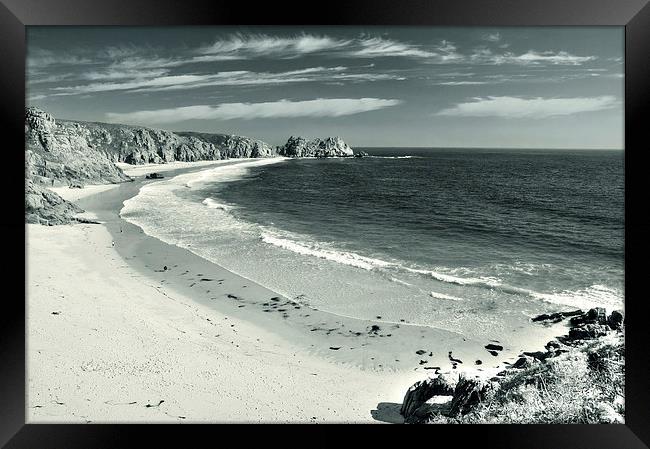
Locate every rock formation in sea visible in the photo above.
<box><xmin>277</xmin><ymin>136</ymin><xmax>354</xmax><ymax>158</ymax></box>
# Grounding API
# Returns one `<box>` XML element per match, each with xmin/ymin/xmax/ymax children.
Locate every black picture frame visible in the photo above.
<box><xmin>2</xmin><ymin>0</ymin><xmax>649</xmax><ymax>447</ymax></box>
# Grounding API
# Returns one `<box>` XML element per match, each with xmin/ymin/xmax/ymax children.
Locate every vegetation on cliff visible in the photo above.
<box><xmin>401</xmin><ymin>307</ymin><xmax>625</xmax><ymax>424</ymax></box>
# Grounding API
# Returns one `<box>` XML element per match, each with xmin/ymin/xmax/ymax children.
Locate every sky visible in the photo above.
<box><xmin>26</xmin><ymin>26</ymin><xmax>624</xmax><ymax>149</ymax></box>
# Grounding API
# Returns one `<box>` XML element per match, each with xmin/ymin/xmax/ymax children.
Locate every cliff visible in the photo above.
<box><xmin>25</xmin><ymin>107</ymin><xmax>355</xmax><ymax>224</ymax></box>
<box><xmin>26</xmin><ymin>108</ymin><xmax>131</xmax><ymax>185</ymax></box>
<box><xmin>277</xmin><ymin>136</ymin><xmax>354</xmax><ymax>158</ymax></box>
<box><xmin>26</xmin><ymin>107</ymin><xmax>277</xmax><ymax>186</ymax></box>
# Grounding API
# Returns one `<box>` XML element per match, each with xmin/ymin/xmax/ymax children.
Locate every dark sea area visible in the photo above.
<box><xmin>122</xmin><ymin>148</ymin><xmax>624</xmax><ymax>337</ymax></box>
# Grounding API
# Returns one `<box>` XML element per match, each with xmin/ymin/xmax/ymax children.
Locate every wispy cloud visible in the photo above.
<box><xmin>436</xmin><ymin>96</ymin><xmax>619</xmax><ymax>118</ymax></box>
<box><xmin>469</xmin><ymin>48</ymin><xmax>597</xmax><ymax>66</ymax></box>
<box><xmin>197</xmin><ymin>33</ymin><xmax>350</xmax><ymax>60</ymax></box>
<box><xmin>27</xmin><ymin>48</ymin><xmax>94</xmax><ymax>69</ymax></box>
<box><xmin>46</xmin><ymin>66</ymin><xmax>402</xmax><ymax>97</ymax></box>
<box><xmin>106</xmin><ymin>98</ymin><xmax>402</xmax><ymax>124</ymax></box>
<box><xmin>198</xmin><ymin>34</ymin><xmax>471</xmax><ymax>61</ymax></box>
<box><xmin>27</xmin><ymin>34</ymin><xmax>601</xmax><ymax>87</ymax></box>
<box><xmin>81</xmin><ymin>69</ymin><xmax>171</xmax><ymax>81</ymax></box>
<box><xmin>347</xmin><ymin>37</ymin><xmax>436</xmax><ymax>58</ymax></box>
<box><xmin>435</xmin><ymin>81</ymin><xmax>489</xmax><ymax>86</ymax></box>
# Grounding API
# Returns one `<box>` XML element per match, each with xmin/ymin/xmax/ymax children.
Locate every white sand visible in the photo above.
<box><xmin>115</xmin><ymin>160</ymin><xmax>241</xmax><ymax>178</ymax></box>
<box><xmin>27</xmin><ymin>222</ymin><xmax>421</xmax><ymax>423</ymax></box>
<box><xmin>28</xmin><ymin>160</ymin><xmax>566</xmax><ymax>423</ymax></box>
<box><xmin>50</xmin><ymin>184</ymin><xmax>119</xmax><ymax>202</ymax></box>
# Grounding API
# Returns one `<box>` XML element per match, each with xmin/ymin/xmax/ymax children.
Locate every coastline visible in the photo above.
<box><xmin>28</xmin><ymin>159</ymin><xmax>571</xmax><ymax>423</ymax></box>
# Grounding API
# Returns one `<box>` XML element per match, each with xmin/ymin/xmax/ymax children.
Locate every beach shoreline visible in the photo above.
<box><xmin>27</xmin><ymin>159</ymin><xmax>571</xmax><ymax>423</ymax></box>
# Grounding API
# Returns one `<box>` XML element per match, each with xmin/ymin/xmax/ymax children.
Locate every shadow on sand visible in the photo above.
<box><xmin>370</xmin><ymin>402</ymin><xmax>404</xmax><ymax>424</ymax></box>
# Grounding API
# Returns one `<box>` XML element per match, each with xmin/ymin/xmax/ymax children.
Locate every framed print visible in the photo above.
<box><xmin>2</xmin><ymin>0</ymin><xmax>650</xmax><ymax>447</ymax></box>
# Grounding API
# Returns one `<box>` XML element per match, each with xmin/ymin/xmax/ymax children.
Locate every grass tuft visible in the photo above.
<box><xmin>426</xmin><ymin>332</ymin><xmax>624</xmax><ymax>424</ymax></box>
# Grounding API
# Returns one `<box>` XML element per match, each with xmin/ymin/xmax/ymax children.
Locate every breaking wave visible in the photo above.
<box><xmin>257</xmin><ymin>227</ymin><xmax>623</xmax><ymax>310</ymax></box>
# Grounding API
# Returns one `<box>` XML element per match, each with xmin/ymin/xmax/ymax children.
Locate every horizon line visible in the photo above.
<box><xmin>29</xmin><ymin>108</ymin><xmax>624</xmax><ymax>152</ymax></box>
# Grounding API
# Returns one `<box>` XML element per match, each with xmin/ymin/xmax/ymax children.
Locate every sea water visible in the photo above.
<box><xmin>121</xmin><ymin>148</ymin><xmax>624</xmax><ymax>336</ymax></box>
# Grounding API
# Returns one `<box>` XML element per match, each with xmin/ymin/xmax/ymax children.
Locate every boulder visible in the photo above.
<box><xmin>531</xmin><ymin>312</ymin><xmax>564</xmax><ymax>323</ymax></box>
<box><xmin>512</xmin><ymin>355</ymin><xmax>538</xmax><ymax>369</ymax></box>
<box><xmin>522</xmin><ymin>350</ymin><xmax>551</xmax><ymax>361</ymax></box>
<box><xmin>401</xmin><ymin>375</ymin><xmax>456</xmax><ymax>419</ymax></box>
<box><xmin>570</xmin><ymin>308</ymin><xmax>607</xmax><ymax>327</ymax></box>
<box><xmin>545</xmin><ymin>340</ymin><xmax>562</xmax><ymax>351</ymax></box>
<box><xmin>448</xmin><ymin>375</ymin><xmax>495</xmax><ymax>416</ymax></box>
<box><xmin>354</xmin><ymin>150</ymin><xmax>369</xmax><ymax>158</ymax></box>
<box><xmin>532</xmin><ymin>309</ymin><xmax>583</xmax><ymax>324</ymax></box>
<box><xmin>607</xmin><ymin>310</ymin><xmax>624</xmax><ymax>330</ymax></box>
<box><xmin>405</xmin><ymin>395</ymin><xmax>454</xmax><ymax>424</ymax></box>
<box><xmin>566</xmin><ymin>324</ymin><xmax>609</xmax><ymax>342</ymax></box>
<box><xmin>587</xmin><ymin>307</ymin><xmax>608</xmax><ymax>325</ymax></box>
<box><xmin>485</xmin><ymin>344</ymin><xmax>503</xmax><ymax>351</ymax></box>
<box><xmin>562</xmin><ymin>309</ymin><xmax>584</xmax><ymax>318</ymax></box>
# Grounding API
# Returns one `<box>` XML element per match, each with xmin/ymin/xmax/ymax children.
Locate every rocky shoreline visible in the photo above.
<box><xmin>24</xmin><ymin>107</ymin><xmax>361</xmax><ymax>225</ymax></box>
<box><xmin>399</xmin><ymin>307</ymin><xmax>625</xmax><ymax>424</ymax></box>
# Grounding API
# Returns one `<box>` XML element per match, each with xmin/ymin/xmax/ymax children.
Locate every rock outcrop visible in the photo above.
<box><xmin>26</xmin><ymin>107</ymin><xmax>278</xmax><ymax>187</ymax></box>
<box><xmin>25</xmin><ymin>107</ymin><xmax>357</xmax><ymax>225</ymax></box>
<box><xmin>26</xmin><ymin>108</ymin><xmax>131</xmax><ymax>185</ymax></box>
<box><xmin>25</xmin><ymin>179</ymin><xmax>83</xmax><ymax>225</ymax></box>
<box><xmin>400</xmin><ymin>306</ymin><xmax>625</xmax><ymax>423</ymax></box>
<box><xmin>448</xmin><ymin>375</ymin><xmax>496</xmax><ymax>417</ymax></box>
<box><xmin>277</xmin><ymin>136</ymin><xmax>354</xmax><ymax>158</ymax></box>
<box><xmin>401</xmin><ymin>375</ymin><xmax>456</xmax><ymax>419</ymax></box>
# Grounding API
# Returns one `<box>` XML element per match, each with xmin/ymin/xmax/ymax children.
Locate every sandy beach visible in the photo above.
<box><xmin>27</xmin><ymin>159</ymin><xmax>569</xmax><ymax>423</ymax></box>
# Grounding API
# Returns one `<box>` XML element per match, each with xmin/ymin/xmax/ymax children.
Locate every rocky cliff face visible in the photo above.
<box><xmin>25</xmin><ymin>107</ymin><xmax>355</xmax><ymax>224</ymax></box>
<box><xmin>25</xmin><ymin>179</ymin><xmax>83</xmax><ymax>225</ymax></box>
<box><xmin>26</xmin><ymin>108</ymin><xmax>131</xmax><ymax>185</ymax></box>
<box><xmin>277</xmin><ymin>136</ymin><xmax>354</xmax><ymax>158</ymax></box>
<box><xmin>26</xmin><ymin>107</ymin><xmax>277</xmax><ymax>187</ymax></box>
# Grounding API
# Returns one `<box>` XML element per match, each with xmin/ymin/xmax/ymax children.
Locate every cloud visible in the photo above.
<box><xmin>470</xmin><ymin>48</ymin><xmax>597</xmax><ymax>65</ymax></box>
<box><xmin>199</xmin><ymin>34</ymin><xmax>442</xmax><ymax>60</ymax></box>
<box><xmin>348</xmin><ymin>37</ymin><xmax>436</xmax><ymax>58</ymax></box>
<box><xmin>106</xmin><ymin>98</ymin><xmax>402</xmax><ymax>124</ymax></box>
<box><xmin>47</xmin><ymin>67</ymin><xmax>402</xmax><ymax>97</ymax></box>
<box><xmin>435</xmin><ymin>81</ymin><xmax>489</xmax><ymax>86</ymax></box>
<box><xmin>435</xmin><ymin>96</ymin><xmax>619</xmax><ymax>118</ymax></box>
<box><xmin>81</xmin><ymin>69</ymin><xmax>170</xmax><ymax>81</ymax></box>
<box><xmin>27</xmin><ymin>48</ymin><xmax>94</xmax><ymax>69</ymax></box>
<box><xmin>198</xmin><ymin>33</ymin><xmax>351</xmax><ymax>59</ymax></box>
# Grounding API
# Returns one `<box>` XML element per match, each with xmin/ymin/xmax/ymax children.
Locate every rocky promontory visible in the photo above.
<box><xmin>26</xmin><ymin>107</ymin><xmax>277</xmax><ymax>187</ymax></box>
<box><xmin>25</xmin><ymin>107</ymin><xmax>357</xmax><ymax>224</ymax></box>
<box><xmin>277</xmin><ymin>136</ymin><xmax>354</xmax><ymax>158</ymax></box>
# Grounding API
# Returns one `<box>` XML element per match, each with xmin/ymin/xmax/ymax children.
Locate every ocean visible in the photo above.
<box><xmin>121</xmin><ymin>148</ymin><xmax>624</xmax><ymax>336</ymax></box>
